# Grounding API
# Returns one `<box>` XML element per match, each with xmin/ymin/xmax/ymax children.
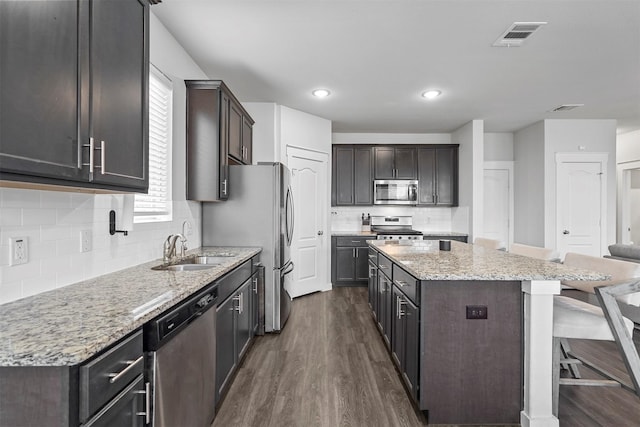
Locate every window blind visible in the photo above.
<box><xmin>134</xmin><ymin>65</ymin><xmax>172</xmax><ymax>222</ymax></box>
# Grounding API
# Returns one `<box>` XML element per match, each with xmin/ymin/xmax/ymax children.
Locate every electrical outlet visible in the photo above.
<box><xmin>466</xmin><ymin>305</ymin><xmax>488</xmax><ymax>320</ymax></box>
<box><xmin>10</xmin><ymin>237</ymin><xmax>28</xmax><ymax>266</ymax></box>
<box><xmin>80</xmin><ymin>230</ymin><xmax>92</xmax><ymax>253</ymax></box>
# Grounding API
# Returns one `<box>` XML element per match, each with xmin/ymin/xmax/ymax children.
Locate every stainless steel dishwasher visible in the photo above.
<box><xmin>144</xmin><ymin>283</ymin><xmax>217</xmax><ymax>427</ymax></box>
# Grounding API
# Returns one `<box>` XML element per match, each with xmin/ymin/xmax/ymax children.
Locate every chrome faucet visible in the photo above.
<box><xmin>163</xmin><ymin>233</ymin><xmax>187</xmax><ymax>262</ymax></box>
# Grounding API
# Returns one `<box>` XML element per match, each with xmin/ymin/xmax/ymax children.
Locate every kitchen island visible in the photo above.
<box><xmin>367</xmin><ymin>239</ymin><xmax>606</xmax><ymax>427</ymax></box>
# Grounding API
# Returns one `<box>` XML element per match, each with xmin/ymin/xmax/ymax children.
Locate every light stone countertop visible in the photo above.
<box><xmin>369</xmin><ymin>240</ymin><xmax>608</xmax><ymax>282</ymax></box>
<box><xmin>331</xmin><ymin>231</ymin><xmax>468</xmax><ymax>237</ymax></box>
<box><xmin>0</xmin><ymin>246</ymin><xmax>261</xmax><ymax>367</ymax></box>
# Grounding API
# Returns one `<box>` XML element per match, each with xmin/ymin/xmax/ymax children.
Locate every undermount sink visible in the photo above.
<box><xmin>152</xmin><ymin>253</ymin><xmax>237</xmax><ymax>271</ymax></box>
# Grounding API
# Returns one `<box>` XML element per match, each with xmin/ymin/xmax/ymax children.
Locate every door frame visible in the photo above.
<box><xmin>483</xmin><ymin>161</ymin><xmax>514</xmax><ymax>249</ymax></box>
<box><xmin>555</xmin><ymin>152</ymin><xmax>608</xmax><ymax>256</ymax></box>
<box><xmin>286</xmin><ymin>144</ymin><xmax>332</xmax><ymax>294</ymax></box>
<box><xmin>618</xmin><ymin>160</ymin><xmax>640</xmax><ymax>244</ymax></box>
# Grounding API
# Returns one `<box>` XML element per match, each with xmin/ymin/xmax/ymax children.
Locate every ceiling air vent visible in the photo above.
<box><xmin>493</xmin><ymin>22</ymin><xmax>547</xmax><ymax>47</ymax></box>
<box><xmin>550</xmin><ymin>104</ymin><xmax>584</xmax><ymax>112</ymax></box>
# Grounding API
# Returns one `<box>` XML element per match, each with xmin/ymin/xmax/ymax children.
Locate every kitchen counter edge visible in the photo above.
<box><xmin>0</xmin><ymin>246</ymin><xmax>261</xmax><ymax>367</ymax></box>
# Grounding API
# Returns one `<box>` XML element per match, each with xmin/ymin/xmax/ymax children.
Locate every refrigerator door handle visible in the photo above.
<box><xmin>281</xmin><ymin>260</ymin><xmax>295</xmax><ymax>277</ymax></box>
<box><xmin>285</xmin><ymin>186</ymin><xmax>295</xmax><ymax>246</ymax></box>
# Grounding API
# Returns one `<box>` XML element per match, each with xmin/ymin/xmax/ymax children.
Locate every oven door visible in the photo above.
<box><xmin>374</xmin><ymin>180</ymin><xmax>418</xmax><ymax>205</ymax></box>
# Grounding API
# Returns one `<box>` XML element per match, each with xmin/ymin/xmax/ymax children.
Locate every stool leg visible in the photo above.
<box><xmin>553</xmin><ymin>337</ymin><xmax>561</xmax><ymax>417</ymax></box>
<box><xmin>560</xmin><ymin>338</ymin><xmax>581</xmax><ymax>379</ymax></box>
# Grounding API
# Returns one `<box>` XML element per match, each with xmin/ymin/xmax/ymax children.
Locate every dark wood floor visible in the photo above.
<box><xmin>212</xmin><ymin>287</ymin><xmax>640</xmax><ymax>427</ymax></box>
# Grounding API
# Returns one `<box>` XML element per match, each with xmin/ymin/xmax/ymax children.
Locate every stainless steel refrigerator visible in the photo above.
<box><xmin>202</xmin><ymin>162</ymin><xmax>294</xmax><ymax>332</ymax></box>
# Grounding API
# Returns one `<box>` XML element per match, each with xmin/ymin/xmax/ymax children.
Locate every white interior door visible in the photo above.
<box><xmin>286</xmin><ymin>147</ymin><xmax>331</xmax><ymax>298</ymax></box>
<box><xmin>557</xmin><ymin>161</ymin><xmax>604</xmax><ymax>257</ymax></box>
<box><xmin>483</xmin><ymin>164</ymin><xmax>512</xmax><ymax>249</ymax></box>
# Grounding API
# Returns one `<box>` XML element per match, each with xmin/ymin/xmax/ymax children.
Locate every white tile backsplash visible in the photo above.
<box><xmin>0</xmin><ymin>187</ymin><xmax>201</xmax><ymax>305</ymax></box>
<box><xmin>331</xmin><ymin>205</ymin><xmax>455</xmax><ymax>233</ymax></box>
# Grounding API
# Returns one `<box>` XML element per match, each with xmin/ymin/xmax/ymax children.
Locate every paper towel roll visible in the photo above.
<box><xmin>121</xmin><ymin>194</ymin><xmax>135</xmax><ymax>231</ymax></box>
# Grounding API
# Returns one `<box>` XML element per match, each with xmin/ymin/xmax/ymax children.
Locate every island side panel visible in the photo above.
<box><xmin>420</xmin><ymin>280</ymin><xmax>523</xmax><ymax>425</ymax></box>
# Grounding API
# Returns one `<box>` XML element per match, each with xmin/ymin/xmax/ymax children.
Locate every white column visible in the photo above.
<box><xmin>521</xmin><ymin>280</ymin><xmax>561</xmax><ymax>427</ymax></box>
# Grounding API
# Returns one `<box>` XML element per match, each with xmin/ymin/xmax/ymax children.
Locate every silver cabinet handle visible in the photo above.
<box><xmin>351</xmin><ymin>240</ymin><xmax>360</xmax><ymax>243</ymax></box>
<box><xmin>379</xmin><ymin>264</ymin><xmax>389</xmax><ymax>269</ymax></box>
<box><xmin>253</xmin><ymin>277</ymin><xmax>258</xmax><ymax>294</ymax></box>
<box><xmin>135</xmin><ymin>381</ymin><xmax>151</xmax><ymax>424</ymax></box>
<box><xmin>233</xmin><ymin>294</ymin><xmax>242</xmax><ymax>313</ymax></box>
<box><xmin>222</xmin><ymin>179</ymin><xmax>228</xmax><ymax>195</ymax></box>
<box><xmin>108</xmin><ymin>355</ymin><xmax>143</xmax><ymax>384</ymax></box>
<box><xmin>100</xmin><ymin>140</ymin><xmax>106</xmax><ymax>174</ymax></box>
<box><xmin>396</xmin><ymin>280</ymin><xmax>407</xmax><ymax>287</ymax></box>
<box><xmin>87</xmin><ymin>137</ymin><xmax>95</xmax><ymax>173</ymax></box>
<box><xmin>397</xmin><ymin>296</ymin><xmax>406</xmax><ymax>319</ymax></box>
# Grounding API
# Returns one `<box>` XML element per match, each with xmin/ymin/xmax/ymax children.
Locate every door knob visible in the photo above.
<box><xmin>317</xmin><ymin>231</ymin><xmax>324</xmax><ymax>235</ymax></box>
<box><xmin>562</xmin><ymin>230</ymin><xmax>570</xmax><ymax>235</ymax></box>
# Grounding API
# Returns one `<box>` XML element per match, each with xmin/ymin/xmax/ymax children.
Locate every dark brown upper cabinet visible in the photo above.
<box><xmin>0</xmin><ymin>0</ymin><xmax>150</xmax><ymax>193</ymax></box>
<box><xmin>374</xmin><ymin>146</ymin><xmax>417</xmax><ymax>179</ymax></box>
<box><xmin>332</xmin><ymin>145</ymin><xmax>373</xmax><ymax>206</ymax></box>
<box><xmin>417</xmin><ymin>146</ymin><xmax>458</xmax><ymax>206</ymax></box>
<box><xmin>185</xmin><ymin>80</ymin><xmax>253</xmax><ymax>201</ymax></box>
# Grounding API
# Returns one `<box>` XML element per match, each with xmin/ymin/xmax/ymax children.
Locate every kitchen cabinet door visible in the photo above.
<box><xmin>0</xmin><ymin>1</ymin><xmax>86</xmax><ymax>183</ymax></box>
<box><xmin>391</xmin><ymin>286</ymin><xmax>406</xmax><ymax>370</ymax></box>
<box><xmin>394</xmin><ymin>147</ymin><xmax>417</xmax><ymax>179</ymax></box>
<box><xmin>236</xmin><ymin>279</ymin><xmax>252</xmax><ymax>362</ymax></box>
<box><xmin>216</xmin><ymin>295</ymin><xmax>236</xmax><ymax>402</ymax></box>
<box><xmin>355</xmin><ymin>247</ymin><xmax>370</xmax><ymax>281</ymax></box>
<box><xmin>219</xmin><ymin>91</ymin><xmax>230</xmax><ymax>199</ymax></box>
<box><xmin>88</xmin><ymin>0</ymin><xmax>148</xmax><ymax>191</ymax></box>
<box><xmin>374</xmin><ymin>147</ymin><xmax>395</xmax><ymax>179</ymax></box>
<box><xmin>242</xmin><ymin>116</ymin><xmax>253</xmax><ymax>164</ymax></box>
<box><xmin>435</xmin><ymin>147</ymin><xmax>458</xmax><ymax>206</ymax></box>
<box><xmin>354</xmin><ymin>147</ymin><xmax>373</xmax><ymax>204</ymax></box>
<box><xmin>368</xmin><ymin>261</ymin><xmax>378</xmax><ymax>317</ymax></box>
<box><xmin>332</xmin><ymin>146</ymin><xmax>355</xmax><ymax>205</ymax></box>
<box><xmin>417</xmin><ymin>148</ymin><xmax>436</xmax><ymax>205</ymax></box>
<box><xmin>251</xmin><ymin>271</ymin><xmax>260</xmax><ymax>335</ymax></box>
<box><xmin>228</xmin><ymin>100</ymin><xmax>243</xmax><ymax>162</ymax></box>
<box><xmin>378</xmin><ymin>271</ymin><xmax>392</xmax><ymax>349</ymax></box>
<box><xmin>335</xmin><ymin>247</ymin><xmax>357</xmax><ymax>281</ymax></box>
<box><xmin>404</xmin><ymin>297</ymin><xmax>420</xmax><ymax>400</ymax></box>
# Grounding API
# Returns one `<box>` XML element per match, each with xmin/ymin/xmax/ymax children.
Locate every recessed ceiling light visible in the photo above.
<box><xmin>312</xmin><ymin>89</ymin><xmax>330</xmax><ymax>98</ymax></box>
<box><xmin>422</xmin><ymin>90</ymin><xmax>441</xmax><ymax>99</ymax></box>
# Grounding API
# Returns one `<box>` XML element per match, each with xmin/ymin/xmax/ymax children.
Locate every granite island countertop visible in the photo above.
<box><xmin>0</xmin><ymin>246</ymin><xmax>261</xmax><ymax>367</ymax></box>
<box><xmin>369</xmin><ymin>239</ymin><xmax>608</xmax><ymax>282</ymax></box>
<box><xmin>331</xmin><ymin>231</ymin><xmax>468</xmax><ymax>238</ymax></box>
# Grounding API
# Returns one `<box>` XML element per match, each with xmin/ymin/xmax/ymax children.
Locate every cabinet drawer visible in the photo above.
<box><xmin>79</xmin><ymin>330</ymin><xmax>143</xmax><ymax>423</ymax></box>
<box><xmin>336</xmin><ymin>237</ymin><xmax>369</xmax><ymax>247</ymax></box>
<box><xmin>393</xmin><ymin>265</ymin><xmax>419</xmax><ymax>305</ymax></box>
<box><xmin>81</xmin><ymin>374</ymin><xmax>146</xmax><ymax>427</ymax></box>
<box><xmin>378</xmin><ymin>254</ymin><xmax>392</xmax><ymax>276</ymax></box>
<box><xmin>217</xmin><ymin>259</ymin><xmax>252</xmax><ymax>305</ymax></box>
<box><xmin>368</xmin><ymin>248</ymin><xmax>378</xmax><ymax>264</ymax></box>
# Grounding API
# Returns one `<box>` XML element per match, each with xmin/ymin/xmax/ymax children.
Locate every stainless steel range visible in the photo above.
<box><xmin>371</xmin><ymin>215</ymin><xmax>423</xmax><ymax>240</ymax></box>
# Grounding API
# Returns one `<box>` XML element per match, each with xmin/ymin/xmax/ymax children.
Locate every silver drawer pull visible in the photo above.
<box><xmin>134</xmin><ymin>381</ymin><xmax>151</xmax><ymax>423</ymax></box>
<box><xmin>108</xmin><ymin>355</ymin><xmax>143</xmax><ymax>384</ymax></box>
<box><xmin>396</xmin><ymin>280</ymin><xmax>407</xmax><ymax>287</ymax></box>
<box><xmin>379</xmin><ymin>264</ymin><xmax>388</xmax><ymax>269</ymax></box>
<box><xmin>351</xmin><ymin>240</ymin><xmax>360</xmax><ymax>243</ymax></box>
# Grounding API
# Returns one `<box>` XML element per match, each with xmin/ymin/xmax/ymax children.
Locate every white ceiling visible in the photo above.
<box><xmin>152</xmin><ymin>0</ymin><xmax>640</xmax><ymax>134</ymax></box>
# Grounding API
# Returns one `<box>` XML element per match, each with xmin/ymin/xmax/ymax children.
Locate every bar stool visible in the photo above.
<box><xmin>508</xmin><ymin>243</ymin><xmax>554</xmax><ymax>260</ymax></box>
<box><xmin>473</xmin><ymin>237</ymin><xmax>502</xmax><ymax>250</ymax></box>
<box><xmin>552</xmin><ymin>253</ymin><xmax>640</xmax><ymax>415</ymax></box>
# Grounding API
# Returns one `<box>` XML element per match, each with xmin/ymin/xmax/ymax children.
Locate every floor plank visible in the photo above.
<box><xmin>213</xmin><ymin>287</ymin><xmax>640</xmax><ymax>426</ymax></box>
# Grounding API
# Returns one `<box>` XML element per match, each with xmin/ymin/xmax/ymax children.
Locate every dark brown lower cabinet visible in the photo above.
<box><xmin>367</xmin><ymin>260</ymin><xmax>378</xmax><ymax>317</ymax></box>
<box><xmin>391</xmin><ymin>285</ymin><xmax>420</xmax><ymax>401</ymax></box>
<box><xmin>377</xmin><ymin>269</ymin><xmax>393</xmax><ymax>349</ymax></box>
<box><xmin>331</xmin><ymin>236</ymin><xmax>370</xmax><ymax>286</ymax></box>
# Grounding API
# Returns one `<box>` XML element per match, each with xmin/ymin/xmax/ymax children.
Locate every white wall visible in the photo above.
<box><xmin>452</xmin><ymin>120</ymin><xmax>484</xmax><ymax>240</ymax></box>
<box><xmin>616</xmin><ymin>129</ymin><xmax>640</xmax><ymax>242</ymax></box>
<box><xmin>618</xmin><ymin>129</ymin><xmax>640</xmax><ymax>163</ymax></box>
<box><xmin>0</xmin><ymin>13</ymin><xmax>207</xmax><ymax>304</ymax></box>
<box><xmin>514</xmin><ymin>122</ymin><xmax>546</xmax><ymax>246</ymax></box>
<box><xmin>332</xmin><ymin>133</ymin><xmax>451</xmax><ymax>145</ymax></box>
<box><xmin>484</xmin><ymin>132</ymin><xmax>514</xmax><ymax>161</ymax></box>
<box><xmin>280</xmin><ymin>106</ymin><xmax>332</xmax><ymax>164</ymax></box>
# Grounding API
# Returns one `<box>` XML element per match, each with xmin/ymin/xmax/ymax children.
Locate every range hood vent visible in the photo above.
<box><xmin>550</xmin><ymin>104</ymin><xmax>584</xmax><ymax>112</ymax></box>
<box><xmin>493</xmin><ymin>22</ymin><xmax>547</xmax><ymax>47</ymax></box>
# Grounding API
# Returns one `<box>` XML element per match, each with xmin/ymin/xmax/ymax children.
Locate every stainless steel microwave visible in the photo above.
<box><xmin>373</xmin><ymin>180</ymin><xmax>418</xmax><ymax>205</ymax></box>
